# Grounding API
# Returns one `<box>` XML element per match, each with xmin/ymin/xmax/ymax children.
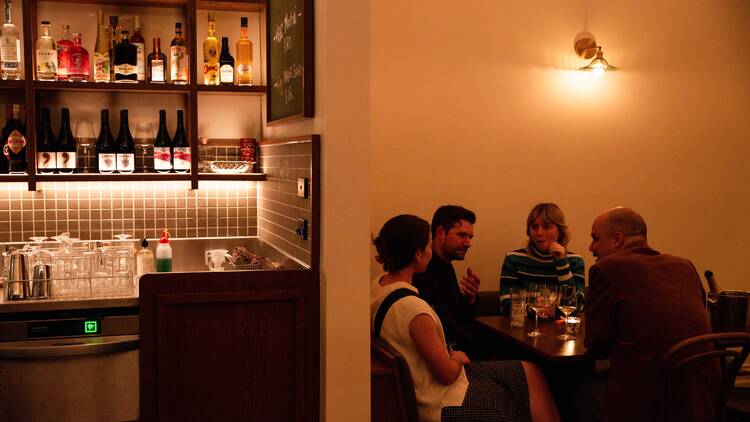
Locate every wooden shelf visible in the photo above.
<box><xmin>197</xmin><ymin>85</ymin><xmax>267</xmax><ymax>94</ymax></box>
<box><xmin>196</xmin><ymin>0</ymin><xmax>265</xmax><ymax>12</ymax></box>
<box><xmin>35</xmin><ymin>173</ymin><xmax>193</xmax><ymax>182</ymax></box>
<box><xmin>36</xmin><ymin>0</ymin><xmax>187</xmax><ymax>8</ymax></box>
<box><xmin>33</xmin><ymin>81</ymin><xmax>192</xmax><ymax>93</ymax></box>
<box><xmin>0</xmin><ymin>80</ymin><xmax>25</xmax><ymax>90</ymax></box>
<box><xmin>0</xmin><ymin>175</ymin><xmax>28</xmax><ymax>182</ymax></box>
<box><xmin>197</xmin><ymin>173</ymin><xmax>267</xmax><ymax>181</ymax></box>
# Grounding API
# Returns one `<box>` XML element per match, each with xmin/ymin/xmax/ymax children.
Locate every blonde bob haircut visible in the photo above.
<box><xmin>525</xmin><ymin>202</ymin><xmax>570</xmax><ymax>247</ymax></box>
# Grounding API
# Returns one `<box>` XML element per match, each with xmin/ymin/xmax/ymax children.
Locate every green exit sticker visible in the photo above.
<box><xmin>84</xmin><ymin>320</ymin><xmax>98</xmax><ymax>334</ymax></box>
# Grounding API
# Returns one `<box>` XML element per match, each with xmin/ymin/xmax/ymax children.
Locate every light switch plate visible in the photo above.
<box><xmin>297</xmin><ymin>178</ymin><xmax>308</xmax><ymax>198</ymax></box>
<box><xmin>295</xmin><ymin>218</ymin><xmax>308</xmax><ymax>240</ymax></box>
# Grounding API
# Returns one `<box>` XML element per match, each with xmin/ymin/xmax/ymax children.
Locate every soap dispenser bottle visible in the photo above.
<box><xmin>136</xmin><ymin>238</ymin><xmax>155</xmax><ymax>277</ymax></box>
<box><xmin>156</xmin><ymin>228</ymin><xmax>172</xmax><ymax>272</ymax></box>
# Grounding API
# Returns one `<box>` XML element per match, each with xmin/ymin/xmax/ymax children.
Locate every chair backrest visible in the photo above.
<box><xmin>661</xmin><ymin>332</ymin><xmax>750</xmax><ymax>422</ymax></box>
<box><xmin>371</xmin><ymin>336</ymin><xmax>419</xmax><ymax>422</ymax></box>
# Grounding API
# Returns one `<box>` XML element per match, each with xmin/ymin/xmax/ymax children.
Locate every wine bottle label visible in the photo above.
<box><xmin>172</xmin><ymin>147</ymin><xmax>191</xmax><ymax>170</ymax></box>
<box><xmin>170</xmin><ymin>46</ymin><xmax>188</xmax><ymax>81</ymax></box>
<box><xmin>117</xmin><ymin>153</ymin><xmax>135</xmax><ymax>172</ymax></box>
<box><xmin>56</xmin><ymin>151</ymin><xmax>77</xmax><ymax>169</ymax></box>
<box><xmin>6</xmin><ymin>130</ymin><xmax>26</xmax><ymax>153</ymax></box>
<box><xmin>98</xmin><ymin>153</ymin><xmax>116</xmax><ymax>173</ymax></box>
<box><xmin>36</xmin><ymin>49</ymin><xmax>58</xmax><ymax>74</ymax></box>
<box><xmin>0</xmin><ymin>37</ymin><xmax>19</xmax><ymax>62</ymax></box>
<box><xmin>151</xmin><ymin>60</ymin><xmax>165</xmax><ymax>82</ymax></box>
<box><xmin>37</xmin><ymin>152</ymin><xmax>56</xmax><ymax>170</ymax></box>
<box><xmin>154</xmin><ymin>146</ymin><xmax>171</xmax><ymax>170</ymax></box>
<box><xmin>134</xmin><ymin>42</ymin><xmax>145</xmax><ymax>81</ymax></box>
<box><xmin>220</xmin><ymin>65</ymin><xmax>233</xmax><ymax>84</ymax></box>
<box><xmin>94</xmin><ymin>53</ymin><xmax>111</xmax><ymax>81</ymax></box>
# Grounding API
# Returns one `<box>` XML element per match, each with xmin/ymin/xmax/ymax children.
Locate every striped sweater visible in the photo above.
<box><xmin>499</xmin><ymin>245</ymin><xmax>585</xmax><ymax>310</ymax></box>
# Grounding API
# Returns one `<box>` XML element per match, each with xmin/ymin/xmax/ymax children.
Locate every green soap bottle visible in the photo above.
<box><xmin>155</xmin><ymin>228</ymin><xmax>172</xmax><ymax>272</ymax></box>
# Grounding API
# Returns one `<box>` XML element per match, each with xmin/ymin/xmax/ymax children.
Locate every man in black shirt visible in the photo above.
<box><xmin>413</xmin><ymin>205</ymin><xmax>504</xmax><ymax>360</ymax></box>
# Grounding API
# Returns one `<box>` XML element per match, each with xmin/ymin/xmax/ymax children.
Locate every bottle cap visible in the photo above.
<box><xmin>142</xmin><ymin>238</ymin><xmax>149</xmax><ymax>247</ymax></box>
<box><xmin>159</xmin><ymin>228</ymin><xmax>170</xmax><ymax>243</ymax></box>
<box><xmin>241</xmin><ymin>17</ymin><xmax>248</xmax><ymax>26</ymax></box>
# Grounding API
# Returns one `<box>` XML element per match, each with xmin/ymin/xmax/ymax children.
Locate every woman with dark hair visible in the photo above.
<box><xmin>498</xmin><ymin>203</ymin><xmax>585</xmax><ymax>313</ymax></box>
<box><xmin>371</xmin><ymin>214</ymin><xmax>560</xmax><ymax>422</ymax></box>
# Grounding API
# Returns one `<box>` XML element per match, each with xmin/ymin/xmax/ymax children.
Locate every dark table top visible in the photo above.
<box><xmin>477</xmin><ymin>315</ymin><xmax>590</xmax><ymax>362</ymax></box>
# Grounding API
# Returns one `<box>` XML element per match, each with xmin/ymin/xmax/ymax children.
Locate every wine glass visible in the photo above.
<box><xmin>557</xmin><ymin>285</ymin><xmax>579</xmax><ymax>340</ymax></box>
<box><xmin>75</xmin><ymin>121</ymin><xmax>96</xmax><ymax>173</ymax></box>
<box><xmin>134</xmin><ymin>122</ymin><xmax>155</xmax><ymax>173</ymax></box>
<box><xmin>526</xmin><ymin>283</ymin><xmax>545</xmax><ymax>337</ymax></box>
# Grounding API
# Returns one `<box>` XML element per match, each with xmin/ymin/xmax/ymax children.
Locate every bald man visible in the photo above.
<box><xmin>585</xmin><ymin>207</ymin><xmax>719</xmax><ymax>422</ymax></box>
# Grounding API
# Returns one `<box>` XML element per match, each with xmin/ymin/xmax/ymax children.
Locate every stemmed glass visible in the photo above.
<box><xmin>557</xmin><ymin>285</ymin><xmax>579</xmax><ymax>340</ymax></box>
<box><xmin>75</xmin><ymin>121</ymin><xmax>96</xmax><ymax>173</ymax></box>
<box><xmin>526</xmin><ymin>283</ymin><xmax>546</xmax><ymax>337</ymax></box>
<box><xmin>134</xmin><ymin>122</ymin><xmax>155</xmax><ymax>173</ymax></box>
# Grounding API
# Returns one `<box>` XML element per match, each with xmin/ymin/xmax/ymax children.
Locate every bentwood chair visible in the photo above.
<box><xmin>660</xmin><ymin>332</ymin><xmax>750</xmax><ymax>422</ymax></box>
<box><xmin>371</xmin><ymin>336</ymin><xmax>419</xmax><ymax>422</ymax></box>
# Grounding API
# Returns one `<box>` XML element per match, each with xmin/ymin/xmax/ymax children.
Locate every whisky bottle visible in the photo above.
<box><xmin>203</xmin><ymin>13</ymin><xmax>219</xmax><ymax>85</ymax></box>
<box><xmin>35</xmin><ymin>20</ymin><xmax>57</xmax><ymax>81</ymax></box>
<box><xmin>36</xmin><ymin>108</ymin><xmax>57</xmax><ymax>173</ymax></box>
<box><xmin>131</xmin><ymin>16</ymin><xmax>145</xmax><ymax>82</ymax></box>
<box><xmin>93</xmin><ymin>10</ymin><xmax>110</xmax><ymax>82</ymax></box>
<box><xmin>56</xmin><ymin>24</ymin><xmax>72</xmax><ymax>80</ymax></box>
<box><xmin>115</xmin><ymin>109</ymin><xmax>135</xmax><ymax>173</ymax></box>
<box><xmin>219</xmin><ymin>37</ymin><xmax>234</xmax><ymax>85</ymax></box>
<box><xmin>114</xmin><ymin>30</ymin><xmax>137</xmax><ymax>83</ymax></box>
<box><xmin>171</xmin><ymin>110</ymin><xmax>190</xmax><ymax>172</ymax></box>
<box><xmin>96</xmin><ymin>109</ymin><xmax>116</xmax><ymax>173</ymax></box>
<box><xmin>56</xmin><ymin>108</ymin><xmax>76</xmax><ymax>173</ymax></box>
<box><xmin>68</xmin><ymin>33</ymin><xmax>89</xmax><ymax>82</ymax></box>
<box><xmin>1</xmin><ymin>0</ymin><xmax>20</xmax><ymax>80</ymax></box>
<box><xmin>170</xmin><ymin>22</ymin><xmax>188</xmax><ymax>85</ymax></box>
<box><xmin>108</xmin><ymin>16</ymin><xmax>120</xmax><ymax>79</ymax></box>
<box><xmin>4</xmin><ymin>104</ymin><xmax>26</xmax><ymax>174</ymax></box>
<box><xmin>236</xmin><ymin>17</ymin><xmax>252</xmax><ymax>86</ymax></box>
<box><xmin>147</xmin><ymin>37</ymin><xmax>167</xmax><ymax>83</ymax></box>
<box><xmin>153</xmin><ymin>109</ymin><xmax>171</xmax><ymax>172</ymax></box>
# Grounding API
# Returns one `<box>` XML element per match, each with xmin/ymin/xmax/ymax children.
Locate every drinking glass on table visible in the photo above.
<box><xmin>75</xmin><ymin>121</ymin><xmax>96</xmax><ymax>173</ymax></box>
<box><xmin>557</xmin><ymin>285</ymin><xmax>579</xmax><ymax>340</ymax></box>
<box><xmin>510</xmin><ymin>287</ymin><xmax>527</xmax><ymax>327</ymax></box>
<box><xmin>526</xmin><ymin>283</ymin><xmax>545</xmax><ymax>337</ymax></box>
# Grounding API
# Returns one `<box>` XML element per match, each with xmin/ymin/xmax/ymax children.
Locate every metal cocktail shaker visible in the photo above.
<box><xmin>31</xmin><ymin>263</ymin><xmax>52</xmax><ymax>299</ymax></box>
<box><xmin>6</xmin><ymin>250</ymin><xmax>29</xmax><ymax>301</ymax></box>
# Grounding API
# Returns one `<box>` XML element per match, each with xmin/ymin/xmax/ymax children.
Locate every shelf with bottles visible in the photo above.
<box><xmin>195</xmin><ymin>0</ymin><xmax>265</xmax><ymax>13</ymax></box>
<box><xmin>32</xmin><ymin>80</ymin><xmax>192</xmax><ymax>92</ymax></box>
<box><xmin>0</xmin><ymin>79</ymin><xmax>24</xmax><ymax>88</ymax></box>
<box><xmin>35</xmin><ymin>173</ymin><xmax>191</xmax><ymax>181</ymax></box>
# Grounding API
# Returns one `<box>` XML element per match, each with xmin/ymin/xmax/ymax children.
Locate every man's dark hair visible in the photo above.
<box><xmin>431</xmin><ymin>205</ymin><xmax>476</xmax><ymax>237</ymax></box>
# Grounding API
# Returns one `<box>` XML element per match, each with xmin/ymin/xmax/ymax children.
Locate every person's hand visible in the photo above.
<box><xmin>550</xmin><ymin>242</ymin><xmax>566</xmax><ymax>260</ymax></box>
<box><xmin>449</xmin><ymin>350</ymin><xmax>470</xmax><ymax>365</ymax></box>
<box><xmin>460</xmin><ymin>268</ymin><xmax>480</xmax><ymax>304</ymax></box>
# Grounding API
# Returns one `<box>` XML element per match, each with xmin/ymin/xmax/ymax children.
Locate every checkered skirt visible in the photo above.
<box><xmin>441</xmin><ymin>360</ymin><xmax>531</xmax><ymax>422</ymax></box>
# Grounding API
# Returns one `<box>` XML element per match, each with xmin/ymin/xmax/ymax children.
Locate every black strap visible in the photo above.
<box><xmin>374</xmin><ymin>288</ymin><xmax>418</xmax><ymax>338</ymax></box>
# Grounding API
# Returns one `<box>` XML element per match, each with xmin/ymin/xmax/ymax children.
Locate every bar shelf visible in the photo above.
<box><xmin>0</xmin><ymin>80</ymin><xmax>25</xmax><ymax>90</ymax></box>
<box><xmin>196</xmin><ymin>85</ymin><xmax>267</xmax><ymax>94</ymax></box>
<box><xmin>33</xmin><ymin>81</ymin><xmax>192</xmax><ymax>93</ymax></box>
<box><xmin>35</xmin><ymin>173</ymin><xmax>193</xmax><ymax>182</ymax></box>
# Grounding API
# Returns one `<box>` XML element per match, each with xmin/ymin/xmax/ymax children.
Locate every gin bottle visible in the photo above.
<box><xmin>56</xmin><ymin>24</ymin><xmax>72</xmax><ymax>80</ymax></box>
<box><xmin>0</xmin><ymin>0</ymin><xmax>21</xmax><ymax>80</ymax></box>
<box><xmin>68</xmin><ymin>32</ymin><xmax>89</xmax><ymax>82</ymax></box>
<box><xmin>36</xmin><ymin>20</ymin><xmax>57</xmax><ymax>81</ymax></box>
<box><xmin>114</xmin><ymin>30</ymin><xmax>137</xmax><ymax>83</ymax></box>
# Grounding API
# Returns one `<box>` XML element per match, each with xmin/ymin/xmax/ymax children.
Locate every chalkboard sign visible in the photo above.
<box><xmin>267</xmin><ymin>0</ymin><xmax>315</xmax><ymax>124</ymax></box>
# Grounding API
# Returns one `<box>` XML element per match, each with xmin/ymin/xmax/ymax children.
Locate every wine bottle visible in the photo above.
<box><xmin>1</xmin><ymin>0</ymin><xmax>21</xmax><ymax>80</ymax></box>
<box><xmin>131</xmin><ymin>16</ymin><xmax>145</xmax><ymax>82</ymax></box>
<box><xmin>114</xmin><ymin>30</ymin><xmax>137</xmax><ymax>83</ymax></box>
<box><xmin>170</xmin><ymin>22</ymin><xmax>188</xmax><ymax>85</ymax></box>
<box><xmin>56</xmin><ymin>24</ymin><xmax>72</xmax><ymax>81</ymax></box>
<box><xmin>236</xmin><ymin>17</ymin><xmax>252</xmax><ymax>86</ymax></box>
<box><xmin>203</xmin><ymin>13</ymin><xmax>219</xmax><ymax>85</ymax></box>
<box><xmin>36</xmin><ymin>107</ymin><xmax>57</xmax><ymax>173</ymax></box>
<box><xmin>171</xmin><ymin>110</ymin><xmax>190</xmax><ymax>172</ymax></box>
<box><xmin>0</xmin><ymin>105</ymin><xmax>11</xmax><ymax>173</ymax></box>
<box><xmin>219</xmin><ymin>37</ymin><xmax>234</xmax><ymax>85</ymax></box>
<box><xmin>93</xmin><ymin>10</ymin><xmax>111</xmax><ymax>82</ymax></box>
<box><xmin>153</xmin><ymin>109</ymin><xmax>171</xmax><ymax>172</ymax></box>
<box><xmin>147</xmin><ymin>37</ymin><xmax>167</xmax><ymax>84</ymax></box>
<box><xmin>116</xmin><ymin>109</ymin><xmax>135</xmax><ymax>173</ymax></box>
<box><xmin>56</xmin><ymin>107</ymin><xmax>76</xmax><ymax>173</ymax></box>
<box><xmin>35</xmin><ymin>20</ymin><xmax>57</xmax><ymax>81</ymax></box>
<box><xmin>96</xmin><ymin>109</ymin><xmax>116</xmax><ymax>173</ymax></box>
<box><xmin>4</xmin><ymin>104</ymin><xmax>26</xmax><ymax>174</ymax></box>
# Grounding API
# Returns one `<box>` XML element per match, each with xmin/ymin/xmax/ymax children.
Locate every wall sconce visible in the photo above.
<box><xmin>574</xmin><ymin>32</ymin><xmax>618</xmax><ymax>76</ymax></box>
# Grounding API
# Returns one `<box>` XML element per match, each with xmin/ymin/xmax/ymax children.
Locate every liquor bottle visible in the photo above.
<box><xmin>108</xmin><ymin>16</ymin><xmax>120</xmax><ymax>80</ymax></box>
<box><xmin>56</xmin><ymin>107</ymin><xmax>76</xmax><ymax>173</ymax></box>
<box><xmin>68</xmin><ymin>33</ymin><xmax>89</xmax><ymax>82</ymax></box>
<box><xmin>35</xmin><ymin>20</ymin><xmax>57</xmax><ymax>81</ymax></box>
<box><xmin>115</xmin><ymin>109</ymin><xmax>135</xmax><ymax>173</ymax></box>
<box><xmin>131</xmin><ymin>16</ymin><xmax>145</xmax><ymax>82</ymax></box>
<box><xmin>203</xmin><ymin>13</ymin><xmax>219</xmax><ymax>85</ymax></box>
<box><xmin>96</xmin><ymin>109</ymin><xmax>116</xmax><ymax>173</ymax></box>
<box><xmin>0</xmin><ymin>105</ymin><xmax>11</xmax><ymax>173</ymax></box>
<box><xmin>36</xmin><ymin>107</ymin><xmax>57</xmax><ymax>173</ymax></box>
<box><xmin>170</xmin><ymin>22</ymin><xmax>188</xmax><ymax>85</ymax></box>
<box><xmin>114</xmin><ymin>30</ymin><xmax>137</xmax><ymax>83</ymax></box>
<box><xmin>147</xmin><ymin>37</ymin><xmax>167</xmax><ymax>84</ymax></box>
<box><xmin>4</xmin><ymin>104</ymin><xmax>26</xmax><ymax>174</ymax></box>
<box><xmin>171</xmin><ymin>110</ymin><xmax>190</xmax><ymax>172</ymax></box>
<box><xmin>219</xmin><ymin>37</ymin><xmax>234</xmax><ymax>85</ymax></box>
<box><xmin>153</xmin><ymin>109</ymin><xmax>171</xmax><ymax>172</ymax></box>
<box><xmin>1</xmin><ymin>0</ymin><xmax>21</xmax><ymax>80</ymax></box>
<box><xmin>236</xmin><ymin>17</ymin><xmax>252</xmax><ymax>86</ymax></box>
<box><xmin>56</xmin><ymin>24</ymin><xmax>72</xmax><ymax>81</ymax></box>
<box><xmin>93</xmin><ymin>10</ymin><xmax>110</xmax><ymax>82</ymax></box>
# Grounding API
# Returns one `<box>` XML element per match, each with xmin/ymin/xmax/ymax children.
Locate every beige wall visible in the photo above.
<box><xmin>371</xmin><ymin>0</ymin><xmax>750</xmax><ymax>292</ymax></box>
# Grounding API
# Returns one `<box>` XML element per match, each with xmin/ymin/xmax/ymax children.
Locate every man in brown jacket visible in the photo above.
<box><xmin>585</xmin><ymin>207</ymin><xmax>719</xmax><ymax>422</ymax></box>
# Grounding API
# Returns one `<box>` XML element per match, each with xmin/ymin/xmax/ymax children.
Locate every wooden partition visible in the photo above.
<box><xmin>139</xmin><ymin>269</ymin><xmax>319</xmax><ymax>422</ymax></box>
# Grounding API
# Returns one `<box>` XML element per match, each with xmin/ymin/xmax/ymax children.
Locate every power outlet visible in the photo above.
<box><xmin>295</xmin><ymin>218</ymin><xmax>308</xmax><ymax>240</ymax></box>
<box><xmin>297</xmin><ymin>178</ymin><xmax>308</xmax><ymax>198</ymax></box>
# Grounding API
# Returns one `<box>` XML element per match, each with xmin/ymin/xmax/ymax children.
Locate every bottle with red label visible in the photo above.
<box><xmin>153</xmin><ymin>109</ymin><xmax>171</xmax><ymax>172</ymax></box>
<box><xmin>2</xmin><ymin>104</ymin><xmax>26</xmax><ymax>174</ymax></box>
<box><xmin>56</xmin><ymin>24</ymin><xmax>72</xmax><ymax>81</ymax></box>
<box><xmin>1</xmin><ymin>105</ymin><xmax>13</xmax><ymax>173</ymax></box>
<box><xmin>171</xmin><ymin>110</ymin><xmax>190</xmax><ymax>172</ymax></box>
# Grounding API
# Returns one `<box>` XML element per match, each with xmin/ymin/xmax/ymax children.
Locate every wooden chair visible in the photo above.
<box><xmin>660</xmin><ymin>332</ymin><xmax>750</xmax><ymax>422</ymax></box>
<box><xmin>475</xmin><ymin>290</ymin><xmax>502</xmax><ymax>316</ymax></box>
<box><xmin>371</xmin><ymin>336</ymin><xmax>419</xmax><ymax>422</ymax></box>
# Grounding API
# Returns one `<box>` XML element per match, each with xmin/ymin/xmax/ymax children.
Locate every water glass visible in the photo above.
<box><xmin>510</xmin><ymin>287</ymin><xmax>526</xmax><ymax>327</ymax></box>
<box><xmin>565</xmin><ymin>316</ymin><xmax>581</xmax><ymax>336</ymax></box>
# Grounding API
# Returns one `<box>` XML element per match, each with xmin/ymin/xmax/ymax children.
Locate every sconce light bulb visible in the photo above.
<box><xmin>592</xmin><ymin>66</ymin><xmax>605</xmax><ymax>77</ymax></box>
